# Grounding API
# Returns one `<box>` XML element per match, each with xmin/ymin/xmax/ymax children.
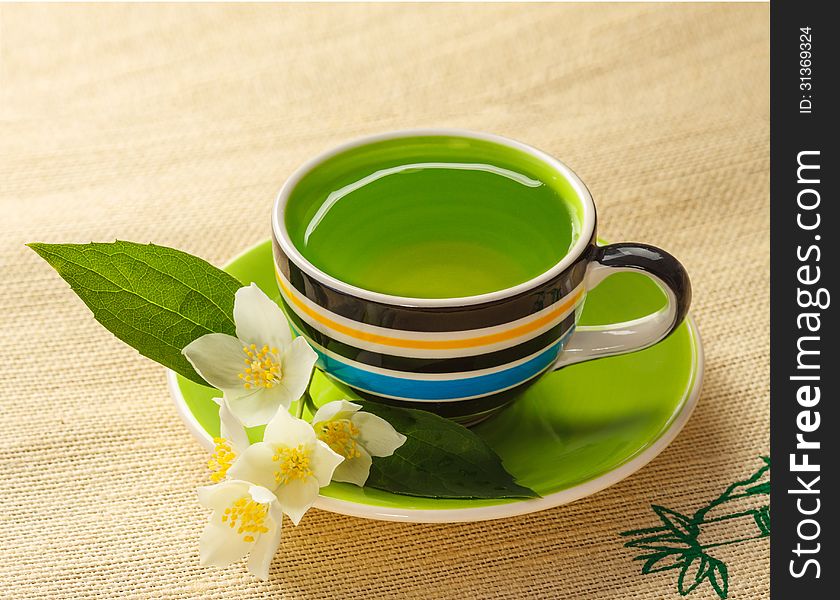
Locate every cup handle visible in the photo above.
<box><xmin>553</xmin><ymin>243</ymin><xmax>692</xmax><ymax>369</ymax></box>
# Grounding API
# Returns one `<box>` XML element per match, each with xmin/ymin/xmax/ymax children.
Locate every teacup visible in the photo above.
<box><xmin>271</xmin><ymin>130</ymin><xmax>691</xmax><ymax>423</ymax></box>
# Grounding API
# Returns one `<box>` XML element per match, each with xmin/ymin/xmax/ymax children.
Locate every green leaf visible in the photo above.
<box><xmin>694</xmin><ymin>456</ymin><xmax>771</xmax><ymax>522</ymax></box>
<box><xmin>754</xmin><ymin>505</ymin><xmax>771</xmax><ymax>535</ymax></box>
<box><xmin>677</xmin><ymin>554</ymin><xmax>708</xmax><ymax>595</ymax></box>
<box><xmin>28</xmin><ymin>241</ymin><xmax>242</xmax><ymax>385</ymax></box>
<box><xmin>708</xmin><ymin>558</ymin><xmax>729</xmax><ymax>599</ymax></box>
<box><xmin>626</xmin><ymin>533</ymin><xmax>692</xmax><ymax>552</ymax></box>
<box><xmin>652</xmin><ymin>505</ymin><xmax>700</xmax><ymax>540</ymax></box>
<box><xmin>745</xmin><ymin>481</ymin><xmax>770</xmax><ymax>495</ymax></box>
<box><xmin>638</xmin><ymin>550</ymin><xmax>690</xmax><ymax>574</ymax></box>
<box><xmin>359</xmin><ymin>402</ymin><xmax>538</xmax><ymax>499</ymax></box>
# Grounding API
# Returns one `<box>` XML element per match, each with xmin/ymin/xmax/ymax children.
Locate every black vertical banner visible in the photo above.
<box><xmin>770</xmin><ymin>0</ymin><xmax>837</xmax><ymax>597</ymax></box>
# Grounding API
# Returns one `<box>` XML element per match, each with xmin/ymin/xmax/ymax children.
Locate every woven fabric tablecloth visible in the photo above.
<box><xmin>0</xmin><ymin>4</ymin><xmax>769</xmax><ymax>599</ymax></box>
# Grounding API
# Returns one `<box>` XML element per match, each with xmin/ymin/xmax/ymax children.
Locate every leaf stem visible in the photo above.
<box><xmin>296</xmin><ymin>369</ymin><xmax>318</xmax><ymax>420</ymax></box>
<box><xmin>297</xmin><ymin>391</ymin><xmax>309</xmax><ymax>419</ymax></box>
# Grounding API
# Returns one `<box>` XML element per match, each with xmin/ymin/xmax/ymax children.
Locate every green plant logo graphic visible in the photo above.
<box><xmin>621</xmin><ymin>457</ymin><xmax>770</xmax><ymax>599</ymax></box>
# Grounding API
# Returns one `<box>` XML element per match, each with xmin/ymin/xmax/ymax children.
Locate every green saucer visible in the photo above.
<box><xmin>169</xmin><ymin>241</ymin><xmax>702</xmax><ymax>522</ymax></box>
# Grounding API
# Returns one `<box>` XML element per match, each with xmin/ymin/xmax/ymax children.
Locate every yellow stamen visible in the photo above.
<box><xmin>272</xmin><ymin>445</ymin><xmax>313</xmax><ymax>484</ymax></box>
<box><xmin>207</xmin><ymin>437</ymin><xmax>236</xmax><ymax>482</ymax></box>
<box><xmin>224</xmin><ymin>496</ymin><xmax>269</xmax><ymax>541</ymax></box>
<box><xmin>238</xmin><ymin>344</ymin><xmax>283</xmax><ymax>390</ymax></box>
<box><xmin>316</xmin><ymin>420</ymin><xmax>362</xmax><ymax>459</ymax></box>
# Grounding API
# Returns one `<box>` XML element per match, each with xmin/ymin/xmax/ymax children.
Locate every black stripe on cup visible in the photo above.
<box><xmin>276</xmin><ymin>292</ymin><xmax>578</xmax><ymax>375</ymax></box>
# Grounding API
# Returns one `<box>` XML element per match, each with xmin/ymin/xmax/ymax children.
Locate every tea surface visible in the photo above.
<box><xmin>292</xmin><ymin>161</ymin><xmax>578</xmax><ymax>298</ymax></box>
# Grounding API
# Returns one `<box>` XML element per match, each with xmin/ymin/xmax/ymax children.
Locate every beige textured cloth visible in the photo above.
<box><xmin>1</xmin><ymin>3</ymin><xmax>769</xmax><ymax>598</ymax></box>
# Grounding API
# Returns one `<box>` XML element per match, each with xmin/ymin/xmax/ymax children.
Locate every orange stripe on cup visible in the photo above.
<box><xmin>275</xmin><ymin>270</ymin><xmax>583</xmax><ymax>350</ymax></box>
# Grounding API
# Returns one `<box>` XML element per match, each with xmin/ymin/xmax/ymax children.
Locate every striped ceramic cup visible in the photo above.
<box><xmin>271</xmin><ymin>130</ymin><xmax>691</xmax><ymax>423</ymax></box>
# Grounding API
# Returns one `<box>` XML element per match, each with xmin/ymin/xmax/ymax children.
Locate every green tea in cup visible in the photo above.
<box><xmin>284</xmin><ymin>136</ymin><xmax>582</xmax><ymax>299</ymax></box>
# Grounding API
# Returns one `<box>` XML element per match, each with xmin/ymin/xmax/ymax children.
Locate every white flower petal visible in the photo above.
<box><xmin>248</xmin><ymin>484</ymin><xmax>278</xmax><ymax>505</ymax></box>
<box><xmin>197</xmin><ymin>480</ymin><xmax>249</xmax><ymax>511</ymax></box>
<box><xmin>228</xmin><ymin>387</ymin><xmax>290</xmax><ymax>428</ymax></box>
<box><xmin>310</xmin><ymin>440</ymin><xmax>345</xmax><ymax>486</ymax></box>
<box><xmin>311</xmin><ymin>400</ymin><xmax>362</xmax><ymax>426</ymax></box>
<box><xmin>275</xmin><ymin>477</ymin><xmax>320</xmax><ymax>525</ymax></box>
<box><xmin>234</xmin><ymin>283</ymin><xmax>293</xmax><ymax>350</ymax></box>
<box><xmin>227</xmin><ymin>442</ymin><xmax>277</xmax><ymax>491</ymax></box>
<box><xmin>247</xmin><ymin>505</ymin><xmax>283</xmax><ymax>580</ymax></box>
<box><xmin>200</xmin><ymin>521</ymin><xmax>252</xmax><ymax>568</ymax></box>
<box><xmin>182</xmin><ymin>333</ymin><xmax>247</xmax><ymax>391</ymax></box>
<box><xmin>219</xmin><ymin>340</ymin><xmax>316</xmax><ymax>428</ymax></box>
<box><xmin>215</xmin><ymin>398</ymin><xmax>250</xmax><ymax>453</ymax></box>
<box><xmin>263</xmin><ymin>405</ymin><xmax>316</xmax><ymax>448</ymax></box>
<box><xmin>351</xmin><ymin>412</ymin><xmax>407</xmax><ymax>457</ymax></box>
<box><xmin>331</xmin><ymin>448</ymin><xmax>372</xmax><ymax>487</ymax></box>
<box><xmin>276</xmin><ymin>337</ymin><xmax>318</xmax><ymax>401</ymax></box>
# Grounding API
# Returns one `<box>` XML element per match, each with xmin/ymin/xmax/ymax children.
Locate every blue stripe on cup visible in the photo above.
<box><xmin>297</xmin><ymin>327</ymin><xmax>574</xmax><ymax>402</ymax></box>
